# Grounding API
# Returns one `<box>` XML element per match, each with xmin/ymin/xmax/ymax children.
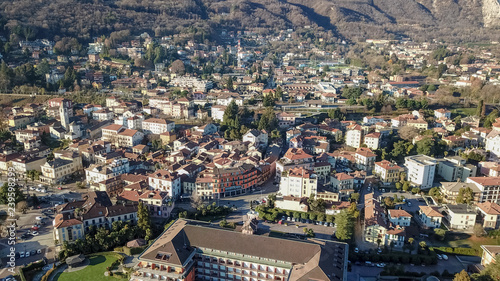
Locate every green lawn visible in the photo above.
<box><xmin>54</xmin><ymin>253</ymin><xmax>125</xmax><ymax>281</ymax></box>
<box><xmin>452</xmin><ymin>107</ymin><xmax>476</xmax><ymax>117</ymax></box>
<box><xmin>432</xmin><ymin>232</ymin><xmax>500</xmax><ymax>253</ymax></box>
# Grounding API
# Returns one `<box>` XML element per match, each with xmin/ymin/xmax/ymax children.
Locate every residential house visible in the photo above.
<box><xmin>476</xmin><ymin>202</ymin><xmax>500</xmax><ymax>229</ymax></box>
<box><xmin>374</xmin><ymin>160</ymin><xmax>403</xmax><ymax>184</ymax></box>
<box><xmin>446</xmin><ymin>204</ymin><xmax>477</xmax><ymax>230</ymax></box>
<box><xmin>418</xmin><ymin>206</ymin><xmax>443</xmax><ymax>229</ymax></box>
<box><xmin>279</xmin><ymin>167</ymin><xmax>318</xmax><ymax>198</ymax></box>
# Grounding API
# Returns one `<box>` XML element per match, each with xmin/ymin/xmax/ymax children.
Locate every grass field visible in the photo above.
<box><xmin>0</xmin><ymin>94</ymin><xmax>54</xmax><ymax>107</ymax></box>
<box><xmin>433</xmin><ymin>232</ymin><xmax>500</xmax><ymax>253</ymax></box>
<box><xmin>54</xmin><ymin>253</ymin><xmax>125</xmax><ymax>281</ymax></box>
<box><xmin>451</xmin><ymin>107</ymin><xmax>476</xmax><ymax>117</ymax></box>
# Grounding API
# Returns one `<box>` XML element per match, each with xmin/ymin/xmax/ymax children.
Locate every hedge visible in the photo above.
<box><xmin>123</xmin><ymin>245</ymin><xmax>147</xmax><ymax>256</ymax></box>
<box><xmin>431</xmin><ymin>247</ymin><xmax>480</xmax><ymax>256</ymax></box>
<box><xmin>19</xmin><ymin>259</ymin><xmax>46</xmax><ymax>281</ymax></box>
<box><xmin>41</xmin><ymin>264</ymin><xmax>56</xmax><ymax>281</ymax></box>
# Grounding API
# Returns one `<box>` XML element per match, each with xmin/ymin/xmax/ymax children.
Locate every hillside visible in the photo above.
<box><xmin>0</xmin><ymin>0</ymin><xmax>499</xmax><ymax>42</ymax></box>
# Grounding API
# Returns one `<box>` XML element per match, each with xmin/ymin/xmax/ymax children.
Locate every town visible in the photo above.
<box><xmin>0</xmin><ymin>29</ymin><xmax>500</xmax><ymax>281</ymax></box>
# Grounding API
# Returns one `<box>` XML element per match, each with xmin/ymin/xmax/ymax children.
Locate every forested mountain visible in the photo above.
<box><xmin>0</xmin><ymin>0</ymin><xmax>499</xmax><ymax>42</ymax></box>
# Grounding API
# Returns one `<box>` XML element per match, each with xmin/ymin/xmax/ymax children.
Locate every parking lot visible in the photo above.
<box><xmin>350</xmin><ymin>254</ymin><xmax>469</xmax><ymax>276</ymax></box>
<box><xmin>0</xmin><ymin>206</ymin><xmax>59</xmax><ymax>278</ymax></box>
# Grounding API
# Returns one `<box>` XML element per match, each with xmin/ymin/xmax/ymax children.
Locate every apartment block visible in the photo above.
<box><xmin>404</xmin><ymin>155</ymin><xmax>437</xmax><ymax>189</ymax></box>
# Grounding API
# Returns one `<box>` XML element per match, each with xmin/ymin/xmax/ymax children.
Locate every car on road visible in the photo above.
<box><xmin>354</xmin><ymin>247</ymin><xmax>359</xmax><ymax>253</ymax></box>
<box><xmin>37</xmin><ymin>249</ymin><xmax>42</xmax><ymax>254</ymax></box>
<box><xmin>32</xmin><ymin>231</ymin><xmax>39</xmax><ymax>236</ymax></box>
<box><xmin>437</xmin><ymin>254</ymin><xmax>442</xmax><ymax>260</ymax></box>
<box><xmin>30</xmin><ymin>186</ymin><xmax>36</xmax><ymax>191</ymax></box>
<box><xmin>376</xmin><ymin>263</ymin><xmax>386</xmax><ymax>268</ymax></box>
<box><xmin>25</xmin><ymin>251</ymin><xmax>30</xmax><ymax>257</ymax></box>
<box><xmin>19</xmin><ymin>252</ymin><xmax>25</xmax><ymax>258</ymax></box>
<box><xmin>35</xmin><ymin>216</ymin><xmax>44</xmax><ymax>221</ymax></box>
<box><xmin>407</xmin><ymin>202</ymin><xmax>412</xmax><ymax>206</ymax></box>
<box><xmin>442</xmin><ymin>254</ymin><xmax>449</xmax><ymax>260</ymax></box>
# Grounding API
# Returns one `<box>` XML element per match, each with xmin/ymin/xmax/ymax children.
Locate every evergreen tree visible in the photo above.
<box><xmin>137</xmin><ymin>201</ymin><xmax>152</xmax><ymax>240</ymax></box>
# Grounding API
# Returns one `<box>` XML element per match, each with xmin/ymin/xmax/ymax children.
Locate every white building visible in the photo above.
<box><xmin>345</xmin><ymin>124</ymin><xmax>363</xmax><ymax>148</ymax></box>
<box><xmin>446</xmin><ymin>204</ymin><xmax>477</xmax><ymax>230</ymax></box>
<box><xmin>92</xmin><ymin>109</ymin><xmax>114</xmax><ymax>121</ymax></box>
<box><xmin>101</xmin><ymin>124</ymin><xmax>144</xmax><ymax>148</ymax></box>
<box><xmin>242</xmin><ymin>129</ymin><xmax>268</xmax><ymax>148</ymax></box>
<box><xmin>85</xmin><ymin>158</ymin><xmax>130</xmax><ymax>185</ymax></box>
<box><xmin>419</xmin><ymin>206</ymin><xmax>443</xmax><ymax>229</ymax></box>
<box><xmin>40</xmin><ymin>151</ymin><xmax>83</xmax><ymax>184</ymax></box>
<box><xmin>388</xmin><ymin>209</ymin><xmax>412</xmax><ymax>227</ymax></box>
<box><xmin>486</xmin><ymin>130</ymin><xmax>500</xmax><ymax>158</ymax></box>
<box><xmin>434</xmin><ymin>108</ymin><xmax>451</xmax><ymax>119</ymax></box>
<box><xmin>148</xmin><ymin>170</ymin><xmax>182</xmax><ymax>199</ymax></box>
<box><xmin>169</xmin><ymin>76</ymin><xmax>213</xmax><ymax>92</ymax></box>
<box><xmin>142</xmin><ymin>118</ymin><xmax>175</xmax><ymax>135</ymax></box>
<box><xmin>363</xmin><ymin>132</ymin><xmax>381</xmax><ymax>150</ymax></box>
<box><xmin>279</xmin><ymin>167</ymin><xmax>318</xmax><ymax>198</ymax></box>
<box><xmin>211</xmin><ymin>105</ymin><xmax>226</xmax><ymax>122</ymax></box>
<box><xmin>404</xmin><ymin>155</ymin><xmax>437</xmax><ymax>189</ymax></box>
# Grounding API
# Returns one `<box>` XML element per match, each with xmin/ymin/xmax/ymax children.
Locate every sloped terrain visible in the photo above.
<box><xmin>0</xmin><ymin>0</ymin><xmax>498</xmax><ymax>42</ymax></box>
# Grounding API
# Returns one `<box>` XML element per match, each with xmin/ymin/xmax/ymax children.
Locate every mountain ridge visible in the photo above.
<box><xmin>0</xmin><ymin>0</ymin><xmax>498</xmax><ymax>42</ymax></box>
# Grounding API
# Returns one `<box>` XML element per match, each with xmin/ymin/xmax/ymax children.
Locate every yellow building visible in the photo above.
<box><xmin>374</xmin><ymin>160</ymin><xmax>403</xmax><ymax>183</ymax></box>
<box><xmin>160</xmin><ymin>131</ymin><xmax>177</xmax><ymax>145</ymax></box>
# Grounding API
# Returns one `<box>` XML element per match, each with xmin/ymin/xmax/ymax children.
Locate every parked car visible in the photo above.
<box><xmin>354</xmin><ymin>247</ymin><xmax>359</xmax><ymax>253</ymax></box>
<box><xmin>442</xmin><ymin>254</ymin><xmax>449</xmax><ymax>260</ymax></box>
<box><xmin>37</xmin><ymin>249</ymin><xmax>42</xmax><ymax>254</ymax></box>
<box><xmin>25</xmin><ymin>251</ymin><xmax>30</xmax><ymax>257</ymax></box>
<box><xmin>19</xmin><ymin>252</ymin><xmax>25</xmax><ymax>258</ymax></box>
<box><xmin>407</xmin><ymin>202</ymin><xmax>412</xmax><ymax>206</ymax></box>
<box><xmin>32</xmin><ymin>231</ymin><xmax>39</xmax><ymax>236</ymax></box>
<box><xmin>376</xmin><ymin>263</ymin><xmax>386</xmax><ymax>268</ymax></box>
<box><xmin>30</xmin><ymin>186</ymin><xmax>36</xmax><ymax>191</ymax></box>
<box><xmin>35</xmin><ymin>216</ymin><xmax>44</xmax><ymax>221</ymax></box>
<box><xmin>30</xmin><ymin>250</ymin><xmax>35</xmax><ymax>256</ymax></box>
<box><xmin>437</xmin><ymin>254</ymin><xmax>442</xmax><ymax>260</ymax></box>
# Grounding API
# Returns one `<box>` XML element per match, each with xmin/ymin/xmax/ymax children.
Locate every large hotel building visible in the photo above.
<box><xmin>131</xmin><ymin>219</ymin><xmax>348</xmax><ymax>281</ymax></box>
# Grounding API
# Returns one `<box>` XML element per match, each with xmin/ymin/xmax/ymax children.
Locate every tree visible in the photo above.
<box><xmin>384</xmin><ymin>197</ymin><xmax>395</xmax><ymax>209</ymax></box>
<box><xmin>411</xmin><ymin>187</ymin><xmax>421</xmax><ymax>194</ymax></box>
<box><xmin>402</xmin><ymin>182</ymin><xmax>410</xmax><ymax>192</ymax></box>
<box><xmin>453</xmin><ymin>270</ymin><xmax>470</xmax><ymax>281</ymax></box>
<box><xmin>474</xmin><ymin>223</ymin><xmax>485</xmax><ymax>237</ymax></box>
<box><xmin>17</xmin><ymin>201</ymin><xmax>28</xmax><ymax>214</ymax></box>
<box><xmin>429</xmin><ymin>187</ymin><xmax>441</xmax><ymax>197</ymax></box>
<box><xmin>170</xmin><ymin>59</ymin><xmax>185</xmax><ymax>75</ymax></box>
<box><xmin>137</xmin><ymin>201</ymin><xmax>152</xmax><ymax>240</ymax></box>
<box><xmin>476</xmin><ymin>100</ymin><xmax>484</xmax><ymax>117</ymax></box>
<box><xmin>395</xmin><ymin>182</ymin><xmax>402</xmax><ymax>191</ymax></box>
<box><xmin>335</xmin><ymin>210</ymin><xmax>354</xmax><ymax>241</ymax></box>
<box><xmin>350</xmin><ymin>193</ymin><xmax>360</xmax><ymax>203</ymax></box>
<box><xmin>434</xmin><ymin>228</ymin><xmax>447</xmax><ymax>241</ymax></box>
<box><xmin>258</xmin><ymin>108</ymin><xmax>278</xmax><ymax>132</ymax></box>
<box><xmin>263</xmin><ymin>95</ymin><xmax>275</xmax><ymax>107</ymax></box>
<box><xmin>419</xmin><ymin>241</ymin><xmax>427</xmax><ymax>249</ymax></box>
<box><xmin>456</xmin><ymin>187</ymin><xmax>474</xmax><ymax>204</ymax></box>
<box><xmin>399</xmin><ymin>126</ymin><xmax>420</xmax><ymax>141</ymax></box>
<box><xmin>0</xmin><ymin>183</ymin><xmax>25</xmax><ymax>204</ymax></box>
<box><xmin>327</xmin><ymin>108</ymin><xmax>345</xmax><ymax>121</ymax></box>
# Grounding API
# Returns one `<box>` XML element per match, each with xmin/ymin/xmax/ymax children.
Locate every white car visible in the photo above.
<box><xmin>20</xmin><ymin>252</ymin><xmax>25</xmax><ymax>258</ymax></box>
<box><xmin>354</xmin><ymin>247</ymin><xmax>359</xmax><ymax>253</ymax></box>
<box><xmin>442</xmin><ymin>254</ymin><xmax>449</xmax><ymax>260</ymax></box>
<box><xmin>25</xmin><ymin>251</ymin><xmax>30</xmax><ymax>257</ymax></box>
<box><xmin>30</xmin><ymin>186</ymin><xmax>36</xmax><ymax>191</ymax></box>
<box><xmin>36</xmin><ymin>216</ymin><xmax>44</xmax><ymax>221</ymax></box>
<box><xmin>377</xmin><ymin>263</ymin><xmax>386</xmax><ymax>268</ymax></box>
<box><xmin>437</xmin><ymin>254</ymin><xmax>442</xmax><ymax>260</ymax></box>
<box><xmin>32</xmin><ymin>231</ymin><xmax>39</xmax><ymax>236</ymax></box>
<box><xmin>37</xmin><ymin>249</ymin><xmax>42</xmax><ymax>254</ymax></box>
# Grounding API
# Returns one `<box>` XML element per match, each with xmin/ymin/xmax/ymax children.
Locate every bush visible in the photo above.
<box><xmin>431</xmin><ymin>246</ymin><xmax>479</xmax><ymax>256</ymax></box>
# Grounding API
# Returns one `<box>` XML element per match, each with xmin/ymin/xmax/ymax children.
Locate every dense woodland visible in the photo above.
<box><xmin>0</xmin><ymin>0</ymin><xmax>499</xmax><ymax>44</ymax></box>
